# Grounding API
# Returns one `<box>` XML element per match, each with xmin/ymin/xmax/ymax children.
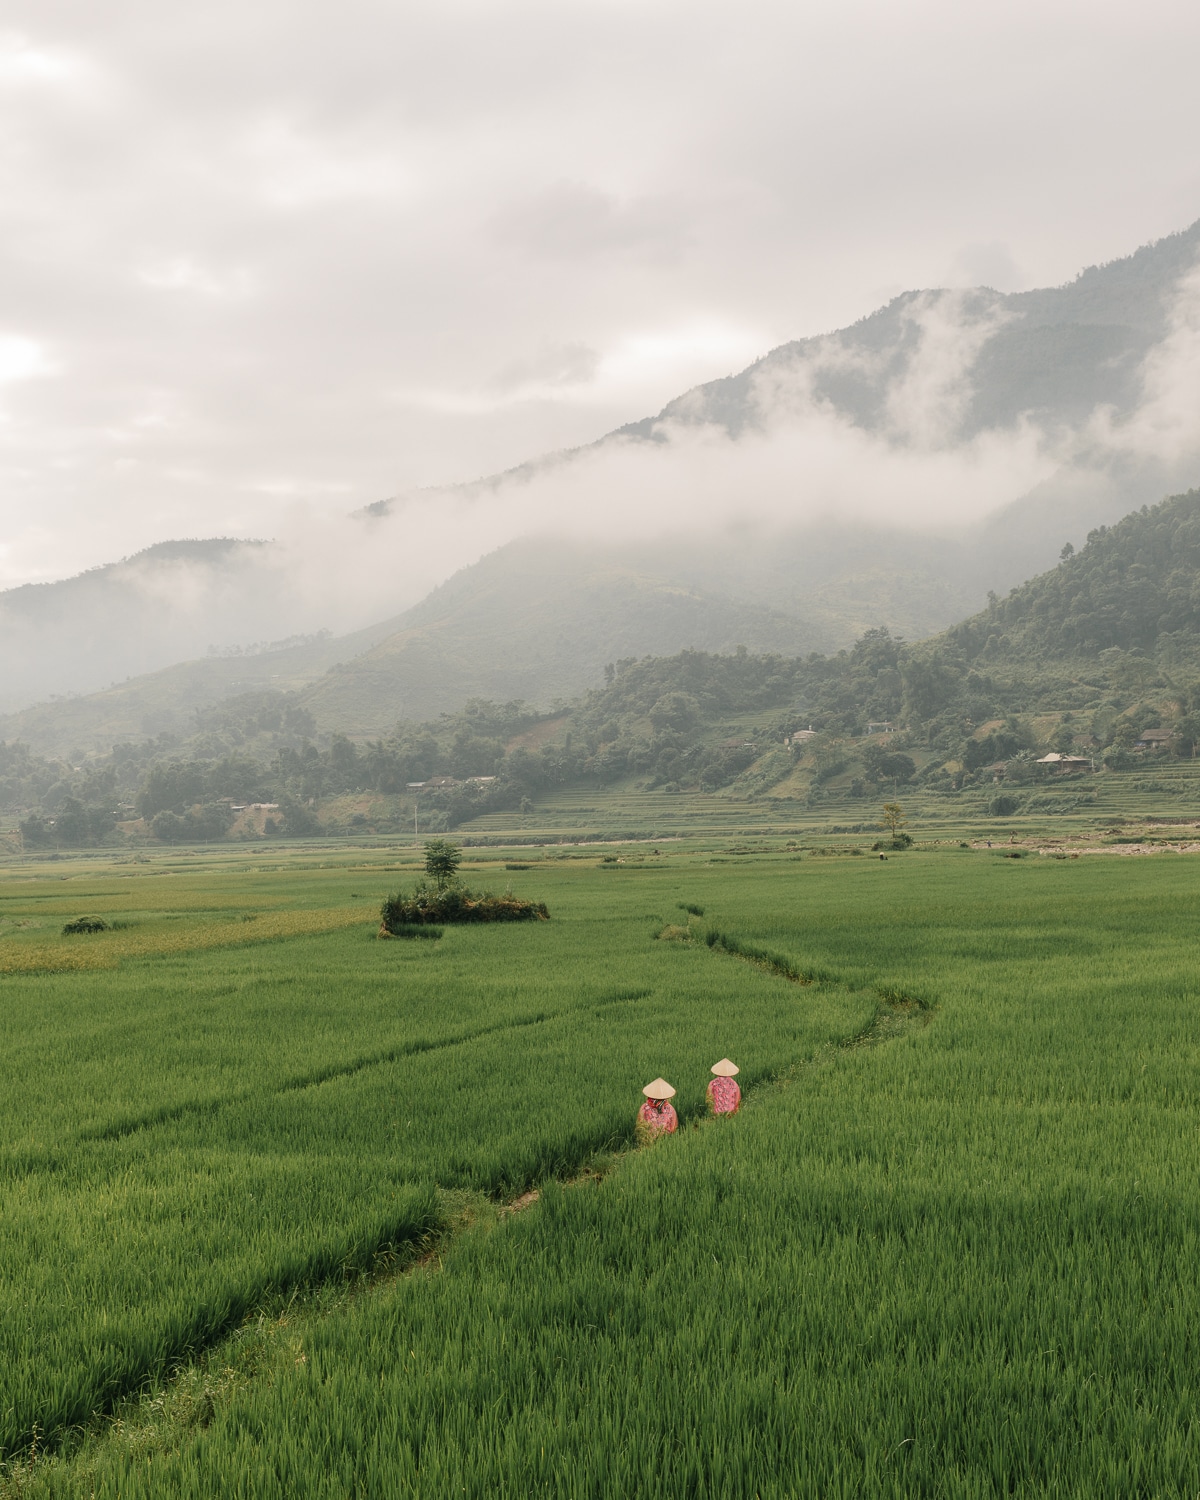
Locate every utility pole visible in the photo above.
<box><xmin>414</xmin><ymin>799</ymin><xmax>418</xmax><ymax>846</ymax></box>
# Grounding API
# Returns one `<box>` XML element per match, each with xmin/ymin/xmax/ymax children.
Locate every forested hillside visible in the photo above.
<box><xmin>5</xmin><ymin>489</ymin><xmax>1200</xmax><ymax>846</ymax></box>
<box><xmin>950</xmin><ymin>491</ymin><xmax>1200</xmax><ymax>661</ymax></box>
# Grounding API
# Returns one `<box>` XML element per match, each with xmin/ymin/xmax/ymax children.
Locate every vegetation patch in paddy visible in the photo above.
<box><xmin>378</xmin><ymin>839</ymin><xmax>550</xmax><ymax>930</ymax></box>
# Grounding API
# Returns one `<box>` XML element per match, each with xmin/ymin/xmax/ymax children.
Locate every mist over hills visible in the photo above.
<box><xmin>8</xmin><ymin>489</ymin><xmax>1200</xmax><ymax>847</ymax></box>
<box><xmin>0</xmin><ymin>538</ymin><xmax>301</xmax><ymax>714</ymax></box>
<box><xmin>0</xmin><ymin>542</ymin><xmax>828</xmax><ymax>756</ymax></box>
<box><xmin>297</xmin><ymin>541</ymin><xmax>831</xmax><ymax>738</ymax></box>
<box><xmin>3</xmin><ymin>218</ymin><xmax>1199</xmax><ymax>746</ymax></box>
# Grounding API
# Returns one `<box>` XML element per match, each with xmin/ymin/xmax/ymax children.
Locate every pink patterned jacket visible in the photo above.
<box><xmin>707</xmin><ymin>1077</ymin><xmax>741</xmax><ymax>1115</ymax></box>
<box><xmin>636</xmin><ymin>1099</ymin><xmax>678</xmax><ymax>1143</ymax></box>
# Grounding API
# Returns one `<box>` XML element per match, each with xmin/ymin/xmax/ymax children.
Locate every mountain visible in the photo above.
<box><xmin>612</xmin><ymin>220</ymin><xmax>1200</xmax><ymax>444</ymax></box>
<box><xmin>0</xmin><ymin>540</ymin><xmax>830</xmax><ymax>757</ymax></box>
<box><xmin>497</xmin><ymin>487</ymin><xmax>1200</xmax><ymax>806</ymax></box>
<box><xmin>5</xmin><ymin>219</ymin><xmax>1200</xmax><ymax>735</ymax></box>
<box><xmin>363</xmin><ymin>218</ymin><xmax>1200</xmax><ymax>659</ymax></box>
<box><xmin>9</xmin><ymin>474</ymin><xmax>1200</xmax><ymax>762</ymax></box>
<box><xmin>0</xmin><ymin>539</ymin><xmax>286</xmax><ymax>714</ymax></box>
<box><xmin>295</xmin><ymin>539</ymin><xmax>831</xmax><ymax>737</ymax></box>
<box><xmin>0</xmin><ymin>616</ymin><xmax>398</xmax><ymax>759</ymax></box>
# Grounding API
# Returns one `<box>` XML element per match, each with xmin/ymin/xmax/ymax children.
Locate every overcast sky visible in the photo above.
<box><xmin>1</xmin><ymin>0</ymin><xmax>1199</xmax><ymax>589</ymax></box>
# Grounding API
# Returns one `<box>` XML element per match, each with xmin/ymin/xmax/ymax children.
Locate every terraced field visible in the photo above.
<box><xmin>5</xmin><ymin>841</ymin><xmax>1200</xmax><ymax>1495</ymax></box>
<box><xmin>462</xmin><ymin>760</ymin><xmax>1200</xmax><ymax>845</ymax></box>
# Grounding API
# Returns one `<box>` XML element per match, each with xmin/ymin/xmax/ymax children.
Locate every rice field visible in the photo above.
<box><xmin>461</xmin><ymin>759</ymin><xmax>1200</xmax><ymax>845</ymax></box>
<box><xmin>5</xmin><ymin>841</ymin><xmax>1200</xmax><ymax>1494</ymax></box>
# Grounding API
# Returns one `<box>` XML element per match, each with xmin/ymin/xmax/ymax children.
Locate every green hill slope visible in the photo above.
<box><xmin>297</xmin><ymin>539</ymin><xmax>832</xmax><ymax>737</ymax></box>
<box><xmin>0</xmin><ymin>618</ymin><xmax>398</xmax><ymax>759</ymax></box>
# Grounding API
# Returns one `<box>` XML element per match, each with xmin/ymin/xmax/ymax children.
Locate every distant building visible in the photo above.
<box><xmin>465</xmin><ymin>776</ymin><xmax>497</xmax><ymax>785</ymax></box>
<box><xmin>866</xmin><ymin>721</ymin><xmax>893</xmax><ymax>735</ymax></box>
<box><xmin>1136</xmin><ymin>728</ymin><xmax>1173</xmax><ymax>750</ymax></box>
<box><xmin>788</xmin><ymin>727</ymin><xmax>817</xmax><ymax>747</ymax></box>
<box><xmin>1035</xmin><ymin>753</ymin><xmax>1091</xmax><ymax>771</ymax></box>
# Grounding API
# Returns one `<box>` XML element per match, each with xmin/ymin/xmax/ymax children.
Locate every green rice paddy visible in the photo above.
<box><xmin>4</xmin><ymin>836</ymin><xmax>1200</xmax><ymax>1495</ymax></box>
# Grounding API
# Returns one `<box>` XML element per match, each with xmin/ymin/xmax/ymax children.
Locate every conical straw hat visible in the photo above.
<box><xmin>642</xmin><ymin>1077</ymin><xmax>676</xmax><ymax>1099</ymax></box>
<box><xmin>710</xmin><ymin>1058</ymin><xmax>740</xmax><ymax>1076</ymax></box>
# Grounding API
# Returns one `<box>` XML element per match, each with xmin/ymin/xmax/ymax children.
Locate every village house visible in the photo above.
<box><xmin>1035</xmin><ymin>753</ymin><xmax>1092</xmax><ymax>772</ymax></box>
<box><xmin>1135</xmin><ymin>728</ymin><xmax>1173</xmax><ymax>751</ymax></box>
<box><xmin>787</xmin><ymin>727</ymin><xmax>817</xmax><ymax>747</ymax></box>
<box><xmin>865</xmin><ymin>721</ymin><xmax>893</xmax><ymax>735</ymax></box>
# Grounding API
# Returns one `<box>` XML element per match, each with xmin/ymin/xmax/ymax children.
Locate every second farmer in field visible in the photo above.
<box><xmin>637</xmin><ymin>1078</ymin><xmax>678</xmax><ymax>1144</ymax></box>
<box><xmin>707</xmin><ymin>1058</ymin><xmax>741</xmax><ymax>1115</ymax></box>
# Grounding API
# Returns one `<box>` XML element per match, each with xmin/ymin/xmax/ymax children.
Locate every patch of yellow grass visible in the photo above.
<box><xmin>0</xmin><ymin>906</ymin><xmax>368</xmax><ymax>974</ymax></box>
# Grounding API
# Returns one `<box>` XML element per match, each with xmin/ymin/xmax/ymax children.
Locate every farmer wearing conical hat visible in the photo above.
<box><xmin>636</xmin><ymin>1078</ymin><xmax>678</xmax><ymax>1145</ymax></box>
<box><xmin>707</xmin><ymin>1059</ymin><xmax>741</xmax><ymax>1116</ymax></box>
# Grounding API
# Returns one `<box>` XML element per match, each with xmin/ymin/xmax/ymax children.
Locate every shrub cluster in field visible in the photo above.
<box><xmin>380</xmin><ymin>839</ymin><xmax>549</xmax><ymax>929</ymax></box>
<box><xmin>379</xmin><ymin>882</ymin><xmax>548</xmax><ymax>929</ymax></box>
<box><xmin>61</xmin><ymin>915</ymin><xmax>109</xmax><ymax>935</ymax></box>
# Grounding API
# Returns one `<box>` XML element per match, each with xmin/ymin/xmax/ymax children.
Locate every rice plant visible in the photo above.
<box><xmin>8</xmin><ymin>845</ymin><xmax>1200</xmax><ymax>1494</ymax></box>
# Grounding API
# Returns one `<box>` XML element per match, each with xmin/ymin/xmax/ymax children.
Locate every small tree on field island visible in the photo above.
<box><xmin>882</xmin><ymin>802</ymin><xmax>907</xmax><ymax>845</ymax></box>
<box><xmin>424</xmin><ymin>838</ymin><xmax>462</xmax><ymax>890</ymax></box>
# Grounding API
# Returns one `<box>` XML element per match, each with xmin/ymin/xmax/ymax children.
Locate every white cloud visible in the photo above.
<box><xmin>883</xmin><ymin>292</ymin><xmax>1011</xmax><ymax>448</ymax></box>
<box><xmin>0</xmin><ymin>34</ymin><xmax>87</xmax><ymax>84</ymax></box>
<box><xmin>245</xmin><ymin>117</ymin><xmax>417</xmax><ymax>209</ymax></box>
<box><xmin>1</xmin><ymin>0</ymin><xmax>1200</xmax><ymax>602</ymax></box>
<box><xmin>0</xmin><ymin>335</ymin><xmax>56</xmax><ymax>383</ymax></box>
<box><xmin>138</xmin><ymin>257</ymin><xmax>256</xmax><ymax>299</ymax></box>
<box><xmin>945</xmin><ymin>241</ymin><xmax>1027</xmax><ymax>293</ymax></box>
<box><xmin>598</xmin><ymin>322</ymin><xmax>765</xmax><ymax>388</ymax></box>
<box><xmin>395</xmin><ymin>321</ymin><xmax>766</xmax><ymax>415</ymax></box>
<box><xmin>1109</xmin><ymin>261</ymin><xmax>1200</xmax><ymax>468</ymax></box>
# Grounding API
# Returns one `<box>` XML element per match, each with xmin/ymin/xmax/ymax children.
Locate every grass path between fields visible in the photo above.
<box><xmin>0</xmin><ymin>924</ymin><xmax>930</xmax><ymax>1497</ymax></box>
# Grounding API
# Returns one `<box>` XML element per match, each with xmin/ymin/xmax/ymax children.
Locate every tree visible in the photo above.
<box><xmin>862</xmin><ymin>744</ymin><xmax>917</xmax><ymax>783</ymax></box>
<box><xmin>1052</xmin><ymin>724</ymin><xmax>1076</xmax><ymax>754</ymax></box>
<box><xmin>423</xmin><ymin>838</ymin><xmax>462</xmax><ymax>890</ymax></box>
<box><xmin>882</xmin><ymin>803</ymin><xmax>908</xmax><ymax>845</ymax></box>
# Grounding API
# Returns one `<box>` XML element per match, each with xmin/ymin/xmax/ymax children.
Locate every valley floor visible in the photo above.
<box><xmin>3</xmin><ymin>837</ymin><xmax>1200</xmax><ymax>1495</ymax></box>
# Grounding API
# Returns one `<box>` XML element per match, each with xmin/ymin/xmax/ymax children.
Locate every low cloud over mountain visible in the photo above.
<box><xmin>4</xmin><ymin>221</ymin><xmax>1200</xmax><ymax>721</ymax></box>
